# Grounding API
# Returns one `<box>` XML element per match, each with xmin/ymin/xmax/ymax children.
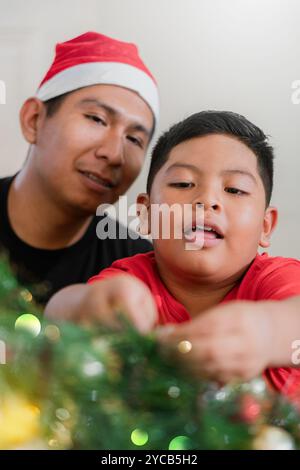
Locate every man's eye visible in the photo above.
<box><xmin>169</xmin><ymin>182</ymin><xmax>195</xmax><ymax>188</ymax></box>
<box><xmin>225</xmin><ymin>187</ymin><xmax>246</xmax><ymax>195</ymax></box>
<box><xmin>127</xmin><ymin>136</ymin><xmax>143</xmax><ymax>148</ymax></box>
<box><xmin>85</xmin><ymin>115</ymin><xmax>107</xmax><ymax>125</ymax></box>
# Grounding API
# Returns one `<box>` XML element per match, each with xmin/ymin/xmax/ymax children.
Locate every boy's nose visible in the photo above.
<box><xmin>194</xmin><ymin>194</ymin><xmax>222</xmax><ymax>212</ymax></box>
<box><xmin>196</xmin><ymin>201</ymin><xmax>220</xmax><ymax>211</ymax></box>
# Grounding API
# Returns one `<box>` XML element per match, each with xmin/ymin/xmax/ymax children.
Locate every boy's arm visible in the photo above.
<box><xmin>45</xmin><ymin>284</ymin><xmax>92</xmax><ymax>323</ymax></box>
<box><xmin>157</xmin><ymin>297</ymin><xmax>300</xmax><ymax>383</ymax></box>
<box><xmin>45</xmin><ymin>275</ymin><xmax>158</xmax><ymax>334</ymax></box>
<box><xmin>270</xmin><ymin>295</ymin><xmax>300</xmax><ymax>365</ymax></box>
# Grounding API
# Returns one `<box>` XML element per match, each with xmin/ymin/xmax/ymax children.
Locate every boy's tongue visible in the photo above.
<box><xmin>185</xmin><ymin>227</ymin><xmax>217</xmax><ymax>242</ymax></box>
<box><xmin>203</xmin><ymin>230</ymin><xmax>217</xmax><ymax>240</ymax></box>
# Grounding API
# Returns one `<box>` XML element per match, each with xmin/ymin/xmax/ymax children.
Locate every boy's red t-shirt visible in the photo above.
<box><xmin>88</xmin><ymin>251</ymin><xmax>300</xmax><ymax>403</ymax></box>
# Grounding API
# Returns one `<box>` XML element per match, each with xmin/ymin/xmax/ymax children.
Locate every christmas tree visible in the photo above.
<box><xmin>0</xmin><ymin>256</ymin><xmax>299</xmax><ymax>450</ymax></box>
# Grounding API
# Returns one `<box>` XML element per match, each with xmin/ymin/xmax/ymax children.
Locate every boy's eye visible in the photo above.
<box><xmin>169</xmin><ymin>182</ymin><xmax>195</xmax><ymax>188</ymax></box>
<box><xmin>85</xmin><ymin>114</ymin><xmax>107</xmax><ymax>125</ymax></box>
<box><xmin>225</xmin><ymin>187</ymin><xmax>246</xmax><ymax>195</ymax></box>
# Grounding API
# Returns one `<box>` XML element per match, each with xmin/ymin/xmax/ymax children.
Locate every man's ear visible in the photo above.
<box><xmin>259</xmin><ymin>206</ymin><xmax>278</xmax><ymax>248</ymax></box>
<box><xmin>136</xmin><ymin>193</ymin><xmax>151</xmax><ymax>236</ymax></box>
<box><xmin>19</xmin><ymin>98</ymin><xmax>46</xmax><ymax>144</ymax></box>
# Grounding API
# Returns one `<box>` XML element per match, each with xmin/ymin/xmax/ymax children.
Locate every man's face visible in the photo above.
<box><xmin>146</xmin><ymin>134</ymin><xmax>275</xmax><ymax>285</ymax></box>
<box><xmin>34</xmin><ymin>84</ymin><xmax>154</xmax><ymax>214</ymax></box>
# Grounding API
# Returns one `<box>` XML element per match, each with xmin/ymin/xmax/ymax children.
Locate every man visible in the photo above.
<box><xmin>0</xmin><ymin>31</ymin><xmax>159</xmax><ymax>304</ymax></box>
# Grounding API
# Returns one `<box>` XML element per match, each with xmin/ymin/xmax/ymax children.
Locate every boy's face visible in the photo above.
<box><xmin>23</xmin><ymin>84</ymin><xmax>153</xmax><ymax>215</ymax></box>
<box><xmin>138</xmin><ymin>134</ymin><xmax>277</xmax><ymax>284</ymax></box>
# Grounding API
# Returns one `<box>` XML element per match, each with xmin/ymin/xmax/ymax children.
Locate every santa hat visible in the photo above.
<box><xmin>36</xmin><ymin>32</ymin><xmax>159</xmax><ymax>124</ymax></box>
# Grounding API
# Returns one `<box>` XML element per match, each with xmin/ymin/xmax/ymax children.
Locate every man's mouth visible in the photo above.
<box><xmin>78</xmin><ymin>170</ymin><xmax>115</xmax><ymax>190</ymax></box>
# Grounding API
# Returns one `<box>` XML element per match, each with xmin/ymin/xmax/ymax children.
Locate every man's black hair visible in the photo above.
<box><xmin>43</xmin><ymin>92</ymin><xmax>71</xmax><ymax>117</ymax></box>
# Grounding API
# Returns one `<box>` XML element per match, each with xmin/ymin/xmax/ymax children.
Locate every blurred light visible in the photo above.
<box><xmin>48</xmin><ymin>439</ymin><xmax>58</xmax><ymax>448</ymax></box>
<box><xmin>169</xmin><ymin>435</ymin><xmax>192</xmax><ymax>450</ymax></box>
<box><xmin>90</xmin><ymin>390</ymin><xmax>98</xmax><ymax>402</ymax></box>
<box><xmin>55</xmin><ymin>408</ymin><xmax>70</xmax><ymax>421</ymax></box>
<box><xmin>168</xmin><ymin>386</ymin><xmax>180</xmax><ymax>398</ymax></box>
<box><xmin>177</xmin><ymin>340</ymin><xmax>192</xmax><ymax>354</ymax></box>
<box><xmin>249</xmin><ymin>378</ymin><xmax>267</xmax><ymax>396</ymax></box>
<box><xmin>15</xmin><ymin>314</ymin><xmax>41</xmax><ymax>337</ymax></box>
<box><xmin>215</xmin><ymin>390</ymin><xmax>227</xmax><ymax>401</ymax></box>
<box><xmin>20</xmin><ymin>289</ymin><xmax>33</xmax><ymax>303</ymax></box>
<box><xmin>44</xmin><ymin>325</ymin><xmax>61</xmax><ymax>342</ymax></box>
<box><xmin>131</xmin><ymin>429</ymin><xmax>149</xmax><ymax>446</ymax></box>
<box><xmin>82</xmin><ymin>360</ymin><xmax>104</xmax><ymax>377</ymax></box>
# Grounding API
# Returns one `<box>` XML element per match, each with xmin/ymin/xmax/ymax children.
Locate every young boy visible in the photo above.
<box><xmin>45</xmin><ymin>111</ymin><xmax>300</xmax><ymax>402</ymax></box>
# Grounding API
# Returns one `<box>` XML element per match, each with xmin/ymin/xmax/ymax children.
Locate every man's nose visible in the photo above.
<box><xmin>94</xmin><ymin>128</ymin><xmax>125</xmax><ymax>166</ymax></box>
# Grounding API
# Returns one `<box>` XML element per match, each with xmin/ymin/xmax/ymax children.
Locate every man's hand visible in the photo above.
<box><xmin>45</xmin><ymin>275</ymin><xmax>158</xmax><ymax>334</ymax></box>
<box><xmin>157</xmin><ymin>301</ymin><xmax>276</xmax><ymax>383</ymax></box>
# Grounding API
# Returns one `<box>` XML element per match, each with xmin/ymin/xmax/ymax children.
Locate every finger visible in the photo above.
<box><xmin>110</xmin><ymin>288</ymin><xmax>158</xmax><ymax>334</ymax></box>
<box><xmin>157</xmin><ymin>309</ymin><xmax>236</xmax><ymax>343</ymax></box>
<box><xmin>88</xmin><ymin>297</ymin><xmax>122</xmax><ymax>329</ymax></box>
<box><xmin>125</xmin><ymin>295</ymin><xmax>158</xmax><ymax>334</ymax></box>
<box><xmin>187</xmin><ymin>339</ymin><xmax>262</xmax><ymax>383</ymax></box>
<box><xmin>160</xmin><ymin>334</ymin><xmax>244</xmax><ymax>374</ymax></box>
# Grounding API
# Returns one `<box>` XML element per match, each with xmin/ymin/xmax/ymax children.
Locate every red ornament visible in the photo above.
<box><xmin>239</xmin><ymin>394</ymin><xmax>261</xmax><ymax>424</ymax></box>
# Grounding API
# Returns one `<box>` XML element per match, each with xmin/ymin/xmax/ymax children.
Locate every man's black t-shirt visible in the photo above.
<box><xmin>0</xmin><ymin>176</ymin><xmax>152</xmax><ymax>304</ymax></box>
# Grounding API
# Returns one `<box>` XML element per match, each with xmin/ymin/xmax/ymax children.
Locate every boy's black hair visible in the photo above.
<box><xmin>147</xmin><ymin>110</ymin><xmax>274</xmax><ymax>205</ymax></box>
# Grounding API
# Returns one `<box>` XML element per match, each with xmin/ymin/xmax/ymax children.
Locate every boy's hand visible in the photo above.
<box><xmin>157</xmin><ymin>301</ymin><xmax>275</xmax><ymax>383</ymax></box>
<box><xmin>84</xmin><ymin>276</ymin><xmax>158</xmax><ymax>333</ymax></box>
<box><xmin>45</xmin><ymin>275</ymin><xmax>158</xmax><ymax>334</ymax></box>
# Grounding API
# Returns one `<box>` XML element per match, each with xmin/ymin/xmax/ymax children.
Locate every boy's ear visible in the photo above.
<box><xmin>259</xmin><ymin>206</ymin><xmax>278</xmax><ymax>248</ymax></box>
<box><xmin>136</xmin><ymin>193</ymin><xmax>151</xmax><ymax>236</ymax></box>
<box><xmin>19</xmin><ymin>98</ymin><xmax>46</xmax><ymax>144</ymax></box>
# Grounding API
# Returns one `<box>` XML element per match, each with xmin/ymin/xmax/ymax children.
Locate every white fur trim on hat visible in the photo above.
<box><xmin>36</xmin><ymin>62</ymin><xmax>159</xmax><ymax>123</ymax></box>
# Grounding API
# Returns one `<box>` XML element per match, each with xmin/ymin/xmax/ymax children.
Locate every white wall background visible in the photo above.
<box><xmin>0</xmin><ymin>0</ymin><xmax>299</xmax><ymax>257</ymax></box>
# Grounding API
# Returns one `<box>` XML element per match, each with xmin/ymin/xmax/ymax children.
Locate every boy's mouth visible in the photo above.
<box><xmin>183</xmin><ymin>223</ymin><xmax>224</xmax><ymax>246</ymax></box>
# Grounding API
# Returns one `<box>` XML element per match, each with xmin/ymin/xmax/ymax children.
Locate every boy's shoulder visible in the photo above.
<box><xmin>109</xmin><ymin>250</ymin><xmax>155</xmax><ymax>270</ymax></box>
<box><xmin>225</xmin><ymin>253</ymin><xmax>300</xmax><ymax>301</ymax></box>
<box><xmin>251</xmin><ymin>252</ymin><xmax>300</xmax><ymax>273</ymax></box>
<box><xmin>88</xmin><ymin>251</ymin><xmax>156</xmax><ymax>286</ymax></box>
